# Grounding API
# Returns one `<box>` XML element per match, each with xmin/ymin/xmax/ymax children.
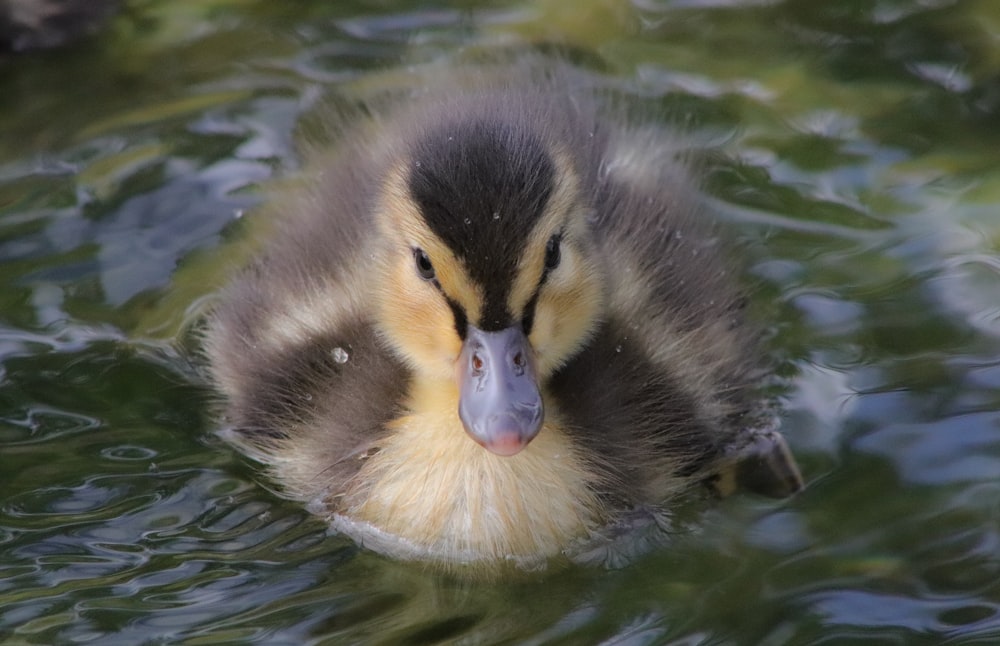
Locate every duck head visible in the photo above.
<box><xmin>373</xmin><ymin>117</ymin><xmax>604</xmax><ymax>456</ymax></box>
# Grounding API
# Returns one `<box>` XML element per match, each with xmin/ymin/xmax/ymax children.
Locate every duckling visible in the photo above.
<box><xmin>205</xmin><ymin>62</ymin><xmax>802</xmax><ymax>575</ymax></box>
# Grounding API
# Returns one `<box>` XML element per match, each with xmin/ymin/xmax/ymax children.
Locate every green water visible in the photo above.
<box><xmin>2</xmin><ymin>0</ymin><xmax>999</xmax><ymax>643</ymax></box>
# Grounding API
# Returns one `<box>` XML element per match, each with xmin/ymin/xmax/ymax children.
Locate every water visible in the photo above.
<box><xmin>2</xmin><ymin>0</ymin><xmax>999</xmax><ymax>643</ymax></box>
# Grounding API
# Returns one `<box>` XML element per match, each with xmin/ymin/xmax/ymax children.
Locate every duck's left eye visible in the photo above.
<box><xmin>414</xmin><ymin>248</ymin><xmax>436</xmax><ymax>281</ymax></box>
<box><xmin>544</xmin><ymin>234</ymin><xmax>562</xmax><ymax>271</ymax></box>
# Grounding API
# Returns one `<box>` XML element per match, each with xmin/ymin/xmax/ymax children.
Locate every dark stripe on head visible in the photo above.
<box><xmin>521</xmin><ymin>290</ymin><xmax>540</xmax><ymax>336</ymax></box>
<box><xmin>445</xmin><ymin>295</ymin><xmax>469</xmax><ymax>340</ymax></box>
<box><xmin>408</xmin><ymin>118</ymin><xmax>556</xmax><ymax>331</ymax></box>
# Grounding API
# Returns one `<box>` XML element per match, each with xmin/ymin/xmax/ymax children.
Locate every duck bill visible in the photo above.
<box><xmin>457</xmin><ymin>325</ymin><xmax>543</xmax><ymax>456</ymax></box>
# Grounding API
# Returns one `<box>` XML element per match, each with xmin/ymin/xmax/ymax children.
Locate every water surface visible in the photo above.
<box><xmin>2</xmin><ymin>1</ymin><xmax>999</xmax><ymax>643</ymax></box>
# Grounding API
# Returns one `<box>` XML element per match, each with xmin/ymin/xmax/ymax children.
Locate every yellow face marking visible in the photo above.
<box><xmin>373</xmin><ymin>153</ymin><xmax>605</xmax><ymax>383</ymax></box>
<box><xmin>373</xmin><ymin>164</ymin><xmax>483</xmax><ymax>379</ymax></box>
<box><xmin>507</xmin><ymin>153</ymin><xmax>605</xmax><ymax>378</ymax></box>
<box><xmin>529</xmin><ymin>256</ymin><xmax>603</xmax><ymax>378</ymax></box>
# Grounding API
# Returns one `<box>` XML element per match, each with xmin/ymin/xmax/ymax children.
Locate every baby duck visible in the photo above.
<box><xmin>205</xmin><ymin>63</ymin><xmax>802</xmax><ymax>575</ymax></box>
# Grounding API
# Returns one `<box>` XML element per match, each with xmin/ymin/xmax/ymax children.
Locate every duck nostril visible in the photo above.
<box><xmin>472</xmin><ymin>353</ymin><xmax>484</xmax><ymax>373</ymax></box>
<box><xmin>513</xmin><ymin>352</ymin><xmax>525</xmax><ymax>368</ymax></box>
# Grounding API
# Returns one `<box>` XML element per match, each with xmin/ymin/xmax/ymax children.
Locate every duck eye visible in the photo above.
<box><xmin>413</xmin><ymin>248</ymin><xmax>436</xmax><ymax>280</ymax></box>
<box><xmin>544</xmin><ymin>234</ymin><xmax>561</xmax><ymax>271</ymax></box>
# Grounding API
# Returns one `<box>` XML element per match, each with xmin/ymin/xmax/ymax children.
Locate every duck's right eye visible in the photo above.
<box><xmin>414</xmin><ymin>248</ymin><xmax>436</xmax><ymax>281</ymax></box>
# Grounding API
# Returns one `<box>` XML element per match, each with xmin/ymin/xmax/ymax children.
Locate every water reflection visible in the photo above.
<box><xmin>1</xmin><ymin>0</ymin><xmax>999</xmax><ymax>643</ymax></box>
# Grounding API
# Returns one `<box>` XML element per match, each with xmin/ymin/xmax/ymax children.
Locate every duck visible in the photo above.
<box><xmin>204</xmin><ymin>60</ymin><xmax>803</xmax><ymax>577</ymax></box>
